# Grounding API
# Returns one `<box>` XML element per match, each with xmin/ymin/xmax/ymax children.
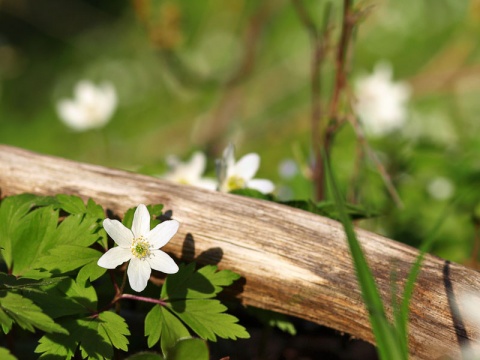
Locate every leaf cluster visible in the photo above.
<box><xmin>145</xmin><ymin>263</ymin><xmax>249</xmax><ymax>358</ymax></box>
<box><xmin>0</xmin><ymin>194</ymin><xmax>248</xmax><ymax>359</ymax></box>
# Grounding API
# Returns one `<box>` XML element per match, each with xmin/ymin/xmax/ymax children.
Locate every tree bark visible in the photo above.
<box><xmin>0</xmin><ymin>144</ymin><xmax>478</xmax><ymax>359</ymax></box>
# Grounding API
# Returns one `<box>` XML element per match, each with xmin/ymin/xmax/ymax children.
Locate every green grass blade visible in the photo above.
<box><xmin>324</xmin><ymin>155</ymin><xmax>405</xmax><ymax>360</ymax></box>
<box><xmin>397</xmin><ymin>201</ymin><xmax>455</xmax><ymax>354</ymax></box>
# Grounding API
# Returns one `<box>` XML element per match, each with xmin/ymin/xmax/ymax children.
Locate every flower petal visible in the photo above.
<box><xmin>97</xmin><ymin>247</ymin><xmax>131</xmax><ymax>269</ymax></box>
<box><xmin>188</xmin><ymin>151</ymin><xmax>207</xmax><ymax>178</ymax></box>
<box><xmin>147</xmin><ymin>220</ymin><xmax>179</xmax><ymax>249</ymax></box>
<box><xmin>247</xmin><ymin>178</ymin><xmax>275</xmax><ymax>194</ymax></box>
<box><xmin>195</xmin><ymin>178</ymin><xmax>217</xmax><ymax>191</ymax></box>
<box><xmin>127</xmin><ymin>257</ymin><xmax>151</xmax><ymax>292</ymax></box>
<box><xmin>234</xmin><ymin>153</ymin><xmax>260</xmax><ymax>181</ymax></box>
<box><xmin>103</xmin><ymin>219</ymin><xmax>133</xmax><ymax>247</ymax></box>
<box><xmin>148</xmin><ymin>250</ymin><xmax>179</xmax><ymax>274</ymax></box>
<box><xmin>132</xmin><ymin>204</ymin><xmax>150</xmax><ymax>238</ymax></box>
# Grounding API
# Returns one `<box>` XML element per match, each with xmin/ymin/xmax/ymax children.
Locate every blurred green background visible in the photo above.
<box><xmin>1</xmin><ymin>0</ymin><xmax>480</xmax><ymax>265</ymax></box>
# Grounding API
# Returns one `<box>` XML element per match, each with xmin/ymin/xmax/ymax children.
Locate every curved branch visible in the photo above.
<box><xmin>0</xmin><ymin>145</ymin><xmax>479</xmax><ymax>359</ymax></box>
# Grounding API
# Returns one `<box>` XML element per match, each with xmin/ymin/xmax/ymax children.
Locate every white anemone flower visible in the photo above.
<box><xmin>98</xmin><ymin>204</ymin><xmax>179</xmax><ymax>292</ymax></box>
<box><xmin>354</xmin><ymin>62</ymin><xmax>410</xmax><ymax>137</ymax></box>
<box><xmin>216</xmin><ymin>144</ymin><xmax>275</xmax><ymax>194</ymax></box>
<box><xmin>457</xmin><ymin>292</ymin><xmax>480</xmax><ymax>359</ymax></box>
<box><xmin>163</xmin><ymin>151</ymin><xmax>217</xmax><ymax>190</ymax></box>
<box><xmin>57</xmin><ymin>80</ymin><xmax>117</xmax><ymax>131</ymax></box>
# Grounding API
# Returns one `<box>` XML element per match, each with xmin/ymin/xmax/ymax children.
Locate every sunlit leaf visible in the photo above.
<box><xmin>145</xmin><ymin>305</ymin><xmax>189</xmax><ymax>355</ymax></box>
<box><xmin>166</xmin><ymin>338</ymin><xmax>209</xmax><ymax>360</ymax></box>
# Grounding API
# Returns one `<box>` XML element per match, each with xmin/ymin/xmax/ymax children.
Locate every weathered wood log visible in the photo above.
<box><xmin>0</xmin><ymin>144</ymin><xmax>479</xmax><ymax>359</ymax></box>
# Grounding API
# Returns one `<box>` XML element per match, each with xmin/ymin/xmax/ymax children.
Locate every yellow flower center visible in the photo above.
<box><xmin>227</xmin><ymin>175</ymin><xmax>246</xmax><ymax>191</ymax></box>
<box><xmin>131</xmin><ymin>237</ymin><xmax>151</xmax><ymax>259</ymax></box>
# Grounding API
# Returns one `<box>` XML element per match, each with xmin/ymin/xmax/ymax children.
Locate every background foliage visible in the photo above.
<box><xmin>0</xmin><ymin>1</ymin><xmax>479</xmax><ymax>266</ymax></box>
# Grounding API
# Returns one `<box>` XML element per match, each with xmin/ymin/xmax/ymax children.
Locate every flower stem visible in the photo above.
<box><xmin>119</xmin><ymin>293</ymin><xmax>168</xmax><ymax>306</ymax></box>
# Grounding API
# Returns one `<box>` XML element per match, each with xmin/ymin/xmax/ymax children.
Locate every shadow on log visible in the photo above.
<box><xmin>0</xmin><ymin>145</ymin><xmax>479</xmax><ymax>359</ymax></box>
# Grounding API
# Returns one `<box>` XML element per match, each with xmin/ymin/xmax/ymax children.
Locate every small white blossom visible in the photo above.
<box><xmin>278</xmin><ymin>158</ymin><xmax>298</xmax><ymax>179</ymax></box>
<box><xmin>354</xmin><ymin>62</ymin><xmax>410</xmax><ymax>137</ymax></box>
<box><xmin>216</xmin><ymin>144</ymin><xmax>274</xmax><ymax>194</ymax></box>
<box><xmin>427</xmin><ymin>177</ymin><xmax>454</xmax><ymax>200</ymax></box>
<box><xmin>163</xmin><ymin>151</ymin><xmax>216</xmax><ymax>190</ymax></box>
<box><xmin>57</xmin><ymin>80</ymin><xmax>117</xmax><ymax>131</ymax></box>
<box><xmin>98</xmin><ymin>204</ymin><xmax>179</xmax><ymax>292</ymax></box>
<box><xmin>458</xmin><ymin>292</ymin><xmax>480</xmax><ymax>359</ymax></box>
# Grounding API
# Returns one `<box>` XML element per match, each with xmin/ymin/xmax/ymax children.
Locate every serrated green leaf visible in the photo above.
<box><xmin>0</xmin><ymin>194</ymin><xmax>47</xmax><ymax>268</ymax></box>
<box><xmin>167</xmin><ymin>338</ymin><xmax>209</xmax><ymax>360</ymax></box>
<box><xmin>36</xmin><ymin>317</ymin><xmax>112</xmax><ymax>360</ymax></box>
<box><xmin>167</xmin><ymin>299</ymin><xmax>249</xmax><ymax>342</ymax></box>
<box><xmin>25</xmin><ymin>278</ymin><xmax>96</xmax><ymax>319</ymax></box>
<box><xmin>35</xmin><ymin>245</ymin><xmax>103</xmax><ymax>274</ymax></box>
<box><xmin>162</xmin><ymin>263</ymin><xmax>239</xmax><ymax>301</ymax></box>
<box><xmin>86</xmin><ymin>198</ymin><xmax>106</xmax><ymax>218</ymax></box>
<box><xmin>0</xmin><ymin>291</ymin><xmax>68</xmax><ymax>335</ymax></box>
<box><xmin>50</xmin><ymin>213</ymin><xmax>101</xmax><ymax>248</ymax></box>
<box><xmin>145</xmin><ymin>305</ymin><xmax>190</xmax><ymax>354</ymax></box>
<box><xmin>77</xmin><ymin>260</ymin><xmax>107</xmax><ymax>284</ymax></box>
<box><xmin>10</xmin><ymin>206</ymin><xmax>59</xmax><ymax>276</ymax></box>
<box><xmin>97</xmin><ymin>311</ymin><xmax>130</xmax><ymax>352</ymax></box>
<box><xmin>36</xmin><ymin>312</ymin><xmax>129</xmax><ymax>360</ymax></box>
<box><xmin>0</xmin><ymin>306</ymin><xmax>13</xmax><ymax>333</ymax></box>
<box><xmin>0</xmin><ymin>346</ymin><xmax>17</xmax><ymax>360</ymax></box>
<box><xmin>55</xmin><ymin>194</ymin><xmax>86</xmax><ymax>214</ymax></box>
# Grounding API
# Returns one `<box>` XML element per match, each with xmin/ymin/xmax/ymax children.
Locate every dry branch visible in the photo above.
<box><xmin>0</xmin><ymin>144</ymin><xmax>479</xmax><ymax>359</ymax></box>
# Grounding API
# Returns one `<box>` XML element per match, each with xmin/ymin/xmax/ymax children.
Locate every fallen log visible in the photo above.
<box><xmin>0</xmin><ymin>144</ymin><xmax>478</xmax><ymax>359</ymax></box>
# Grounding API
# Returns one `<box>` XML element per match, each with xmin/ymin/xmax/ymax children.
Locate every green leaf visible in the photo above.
<box><xmin>145</xmin><ymin>304</ymin><xmax>189</xmax><ymax>354</ymax></box>
<box><xmin>325</xmin><ymin>154</ymin><xmax>404</xmax><ymax>360</ymax></box>
<box><xmin>53</xmin><ymin>195</ymin><xmax>107</xmax><ymax>249</ymax></box>
<box><xmin>162</xmin><ymin>263</ymin><xmax>240</xmax><ymax>300</ymax></box>
<box><xmin>160</xmin><ymin>264</ymin><xmax>248</xmax><ymax>343</ymax></box>
<box><xmin>36</xmin><ymin>312</ymin><xmax>129</xmax><ymax>360</ymax></box>
<box><xmin>0</xmin><ymin>346</ymin><xmax>17</xmax><ymax>360</ymax></box>
<box><xmin>86</xmin><ymin>198</ymin><xmax>106</xmax><ymax>219</ymax></box>
<box><xmin>0</xmin><ymin>291</ymin><xmax>68</xmax><ymax>335</ymax></box>
<box><xmin>77</xmin><ymin>260</ymin><xmax>107</xmax><ymax>284</ymax></box>
<box><xmin>51</xmin><ymin>213</ymin><xmax>101</xmax><ymax>247</ymax></box>
<box><xmin>97</xmin><ymin>311</ymin><xmax>130</xmax><ymax>352</ymax></box>
<box><xmin>26</xmin><ymin>278</ymin><xmax>97</xmax><ymax>319</ymax></box>
<box><xmin>0</xmin><ymin>194</ymin><xmax>46</xmax><ymax>268</ymax></box>
<box><xmin>166</xmin><ymin>338</ymin><xmax>209</xmax><ymax>360</ymax></box>
<box><xmin>11</xmin><ymin>206</ymin><xmax>59</xmax><ymax>276</ymax></box>
<box><xmin>55</xmin><ymin>194</ymin><xmax>86</xmax><ymax>214</ymax></box>
<box><xmin>35</xmin><ymin>245</ymin><xmax>103</xmax><ymax>275</ymax></box>
<box><xmin>167</xmin><ymin>299</ymin><xmax>249</xmax><ymax>342</ymax></box>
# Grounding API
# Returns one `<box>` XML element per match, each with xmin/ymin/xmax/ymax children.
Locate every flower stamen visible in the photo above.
<box><xmin>131</xmin><ymin>237</ymin><xmax>151</xmax><ymax>260</ymax></box>
<box><xmin>227</xmin><ymin>175</ymin><xmax>246</xmax><ymax>191</ymax></box>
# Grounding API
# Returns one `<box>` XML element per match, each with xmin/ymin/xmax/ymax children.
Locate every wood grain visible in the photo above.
<box><xmin>0</xmin><ymin>144</ymin><xmax>479</xmax><ymax>359</ymax></box>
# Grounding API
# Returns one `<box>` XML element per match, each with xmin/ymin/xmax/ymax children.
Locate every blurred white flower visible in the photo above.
<box><xmin>354</xmin><ymin>62</ymin><xmax>411</xmax><ymax>137</ymax></box>
<box><xmin>98</xmin><ymin>204</ymin><xmax>179</xmax><ymax>292</ymax></box>
<box><xmin>278</xmin><ymin>158</ymin><xmax>298</xmax><ymax>179</ymax></box>
<box><xmin>56</xmin><ymin>80</ymin><xmax>117</xmax><ymax>131</ymax></box>
<box><xmin>427</xmin><ymin>177</ymin><xmax>454</xmax><ymax>200</ymax></box>
<box><xmin>163</xmin><ymin>151</ymin><xmax>216</xmax><ymax>190</ymax></box>
<box><xmin>216</xmin><ymin>144</ymin><xmax>275</xmax><ymax>194</ymax></box>
<box><xmin>457</xmin><ymin>292</ymin><xmax>480</xmax><ymax>359</ymax></box>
